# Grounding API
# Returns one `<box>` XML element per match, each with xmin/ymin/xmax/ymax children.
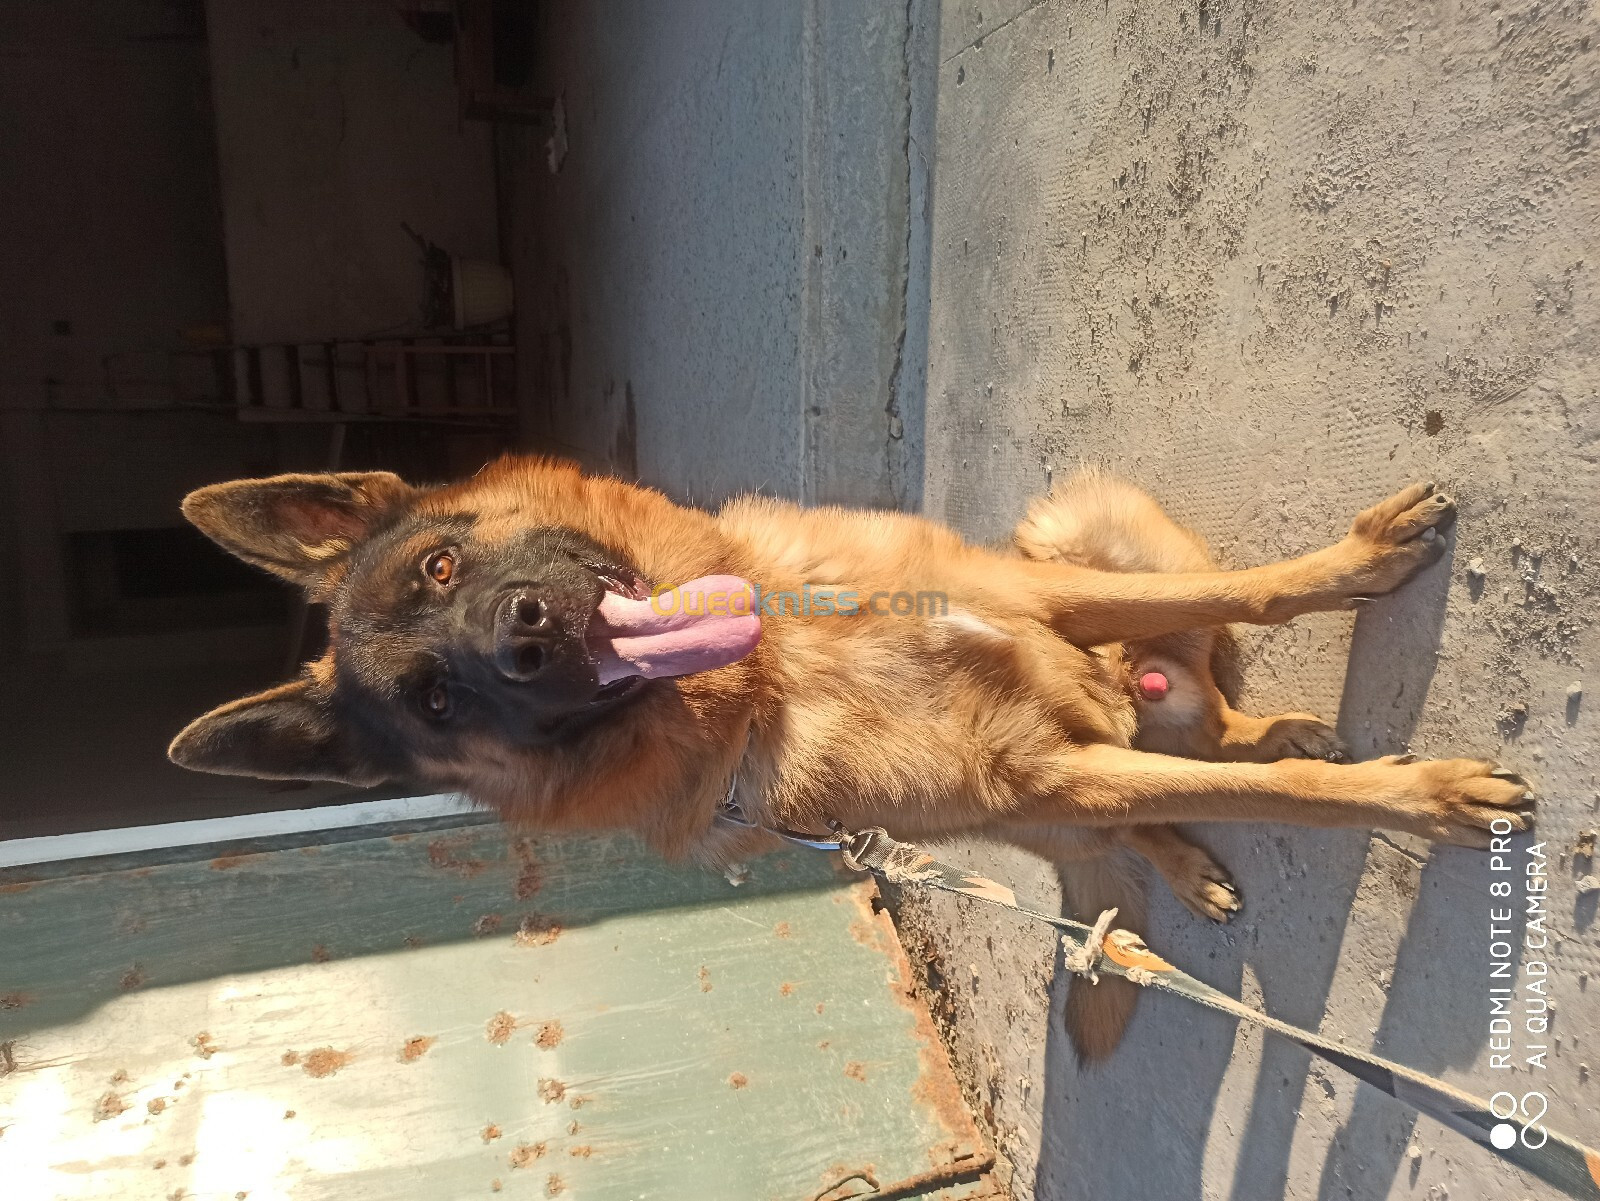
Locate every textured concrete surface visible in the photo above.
<box><xmin>915</xmin><ymin>1</ymin><xmax>1598</xmax><ymax>1198</ymax></box>
<box><xmin>508</xmin><ymin>1</ymin><xmax>1599</xmax><ymax>1197</ymax></box>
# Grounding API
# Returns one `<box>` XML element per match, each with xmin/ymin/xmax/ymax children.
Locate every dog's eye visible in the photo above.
<box><xmin>420</xmin><ymin>681</ymin><xmax>452</xmax><ymax>720</ymax></box>
<box><xmin>424</xmin><ymin>551</ymin><xmax>456</xmax><ymax>586</ymax></box>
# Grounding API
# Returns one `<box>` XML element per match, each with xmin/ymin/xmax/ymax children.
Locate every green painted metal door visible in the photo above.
<box><xmin>0</xmin><ymin>823</ymin><xmax>995</xmax><ymax>1200</ymax></box>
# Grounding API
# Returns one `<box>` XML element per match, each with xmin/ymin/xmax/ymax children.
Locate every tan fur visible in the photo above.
<box><xmin>169</xmin><ymin>459</ymin><xmax>1532</xmax><ymax>1064</ymax></box>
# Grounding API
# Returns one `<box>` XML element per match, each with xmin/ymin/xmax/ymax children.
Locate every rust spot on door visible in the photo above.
<box><xmin>537</xmin><ymin>1078</ymin><xmax>566</xmax><ymax>1103</ymax></box>
<box><xmin>486</xmin><ymin>1012</ymin><xmax>520</xmax><ymax>1044</ymax></box>
<box><xmin>512</xmin><ymin>839</ymin><xmax>542</xmax><ymax>899</ymax></box>
<box><xmin>427</xmin><ymin>836</ymin><xmax>488</xmax><ymax>877</ymax></box>
<box><xmin>509</xmin><ymin>1142</ymin><xmax>547</xmax><ymax>1168</ymax></box>
<box><xmin>300</xmin><ymin>1047</ymin><xmax>353</xmax><ymax>1078</ymax></box>
<box><xmin>399</xmin><ymin>1036</ymin><xmax>436</xmax><ymax>1062</ymax></box>
<box><xmin>535</xmin><ymin>1020</ymin><xmax>564</xmax><ymax>1049</ymax></box>
<box><xmin>846</xmin><ymin>881</ymin><xmax>992</xmax><ymax>1177</ymax></box>
<box><xmin>93</xmin><ymin>1092</ymin><xmax>127</xmax><ymax>1121</ymax></box>
<box><xmin>515</xmin><ymin>916</ymin><xmax>562</xmax><ymax>946</ymax></box>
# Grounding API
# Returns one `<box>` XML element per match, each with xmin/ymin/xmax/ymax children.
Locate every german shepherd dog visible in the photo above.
<box><xmin>169</xmin><ymin>459</ymin><xmax>1532</xmax><ymax>1060</ymax></box>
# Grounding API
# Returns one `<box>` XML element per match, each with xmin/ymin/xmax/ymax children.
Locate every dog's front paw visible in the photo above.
<box><xmin>1327</xmin><ymin>482</ymin><xmax>1455</xmax><ymax>605</ymax></box>
<box><xmin>1389</xmin><ymin>758</ymin><xmax>1535</xmax><ymax>848</ymax></box>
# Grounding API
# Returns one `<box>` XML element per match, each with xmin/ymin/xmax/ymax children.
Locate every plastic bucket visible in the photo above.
<box><xmin>451</xmin><ymin>257</ymin><xmax>514</xmax><ymax>328</ymax></box>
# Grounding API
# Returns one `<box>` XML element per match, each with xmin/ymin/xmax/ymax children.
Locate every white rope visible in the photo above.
<box><xmin>1062</xmin><ymin>906</ymin><xmax>1118</xmax><ymax>984</ymax></box>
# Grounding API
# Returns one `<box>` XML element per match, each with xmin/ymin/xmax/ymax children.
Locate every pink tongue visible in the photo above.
<box><xmin>588</xmin><ymin>574</ymin><xmax>762</xmax><ymax>684</ymax></box>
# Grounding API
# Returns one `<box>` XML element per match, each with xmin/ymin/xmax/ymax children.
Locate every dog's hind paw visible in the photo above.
<box><xmin>1165</xmin><ymin>849</ymin><xmax>1243</xmax><ymax>923</ymax></box>
<box><xmin>1324</xmin><ymin>482</ymin><xmax>1456</xmax><ymax>605</ymax></box>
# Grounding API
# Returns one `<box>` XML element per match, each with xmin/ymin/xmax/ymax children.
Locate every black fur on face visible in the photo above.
<box><xmin>170</xmin><ymin>491</ymin><xmax>656</xmax><ymax>787</ymax></box>
<box><xmin>328</xmin><ymin>513</ymin><xmax>653</xmax><ymax>766</ymax></box>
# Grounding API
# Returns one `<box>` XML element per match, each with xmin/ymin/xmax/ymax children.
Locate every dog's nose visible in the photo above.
<box><xmin>494</xmin><ymin>593</ymin><xmax>555</xmax><ymax>681</ymax></box>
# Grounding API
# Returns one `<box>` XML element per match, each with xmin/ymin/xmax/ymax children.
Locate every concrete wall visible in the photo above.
<box><xmin>206</xmin><ymin>0</ymin><xmax>499</xmax><ymax>344</ymax></box>
<box><xmin>915</xmin><ymin>1</ymin><xmax>1600</xmax><ymax>1198</ymax></box>
<box><xmin>506</xmin><ymin>0</ymin><xmax>922</xmax><ymax>510</ymax></box>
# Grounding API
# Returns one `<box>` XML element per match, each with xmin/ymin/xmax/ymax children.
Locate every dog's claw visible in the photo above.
<box><xmin>1491</xmin><ymin>768</ymin><xmax>1526</xmax><ymax>784</ymax></box>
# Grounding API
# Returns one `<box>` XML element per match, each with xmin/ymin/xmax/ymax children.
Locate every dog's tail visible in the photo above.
<box><xmin>1059</xmin><ymin>847</ymin><xmax>1149</xmax><ymax>1064</ymax></box>
<box><xmin>1014</xmin><ymin>466</ymin><xmax>1214</xmax><ymax>574</ymax></box>
<box><xmin>1003</xmin><ymin>826</ymin><xmax>1150</xmax><ymax>1064</ymax></box>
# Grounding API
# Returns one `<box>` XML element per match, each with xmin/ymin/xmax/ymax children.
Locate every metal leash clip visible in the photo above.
<box><xmin>717</xmin><ymin>790</ymin><xmax>847</xmax><ymax>852</ymax></box>
<box><xmin>827</xmin><ymin>822</ymin><xmax>894</xmax><ymax>873</ymax></box>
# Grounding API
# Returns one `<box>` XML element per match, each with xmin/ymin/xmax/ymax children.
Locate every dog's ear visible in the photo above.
<box><xmin>181</xmin><ymin>472</ymin><xmax>416</xmax><ymax>590</ymax></box>
<box><xmin>168</xmin><ymin>679</ymin><xmax>387</xmax><ymax>786</ymax></box>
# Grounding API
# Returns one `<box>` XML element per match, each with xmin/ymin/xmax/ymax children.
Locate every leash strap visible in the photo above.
<box><xmin>829</xmin><ymin>823</ymin><xmax>1600</xmax><ymax>1200</ymax></box>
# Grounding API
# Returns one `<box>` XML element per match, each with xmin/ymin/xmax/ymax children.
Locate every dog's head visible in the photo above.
<box><xmin>167</xmin><ymin>462</ymin><xmax>757</xmax><ymax>789</ymax></box>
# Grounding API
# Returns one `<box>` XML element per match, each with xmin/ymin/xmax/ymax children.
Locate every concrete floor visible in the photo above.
<box><xmin>503</xmin><ymin>2</ymin><xmax>1599</xmax><ymax>1198</ymax></box>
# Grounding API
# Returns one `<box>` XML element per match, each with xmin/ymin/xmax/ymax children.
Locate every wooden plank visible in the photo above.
<box><xmin>232</xmin><ymin>347</ymin><xmax>257</xmax><ymax>407</ymax></box>
<box><xmin>332</xmin><ymin>343</ymin><xmax>367</xmax><ymax>414</ymax></box>
<box><xmin>257</xmin><ymin>344</ymin><xmax>297</xmax><ymax>408</ymax></box>
<box><xmin>235</xmin><ymin>409</ymin><xmax>512</xmax><ymax>426</ymax></box>
<box><xmin>296</xmin><ymin>345</ymin><xmax>333</xmax><ymax>411</ymax></box>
